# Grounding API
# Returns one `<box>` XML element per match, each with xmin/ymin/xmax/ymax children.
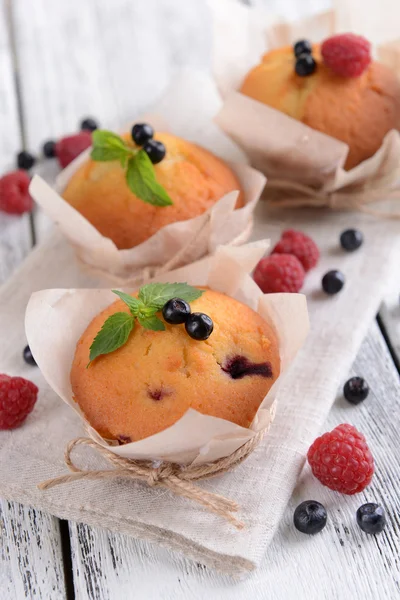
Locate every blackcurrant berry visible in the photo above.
<box><xmin>143</xmin><ymin>139</ymin><xmax>166</xmax><ymax>164</ymax></box>
<box><xmin>357</xmin><ymin>503</ymin><xmax>386</xmax><ymax>534</ymax></box>
<box><xmin>294</xmin><ymin>39</ymin><xmax>312</xmax><ymax>57</ymax></box>
<box><xmin>185</xmin><ymin>313</ymin><xmax>213</xmax><ymax>341</ymax></box>
<box><xmin>322</xmin><ymin>270</ymin><xmax>345</xmax><ymax>295</ymax></box>
<box><xmin>295</xmin><ymin>54</ymin><xmax>317</xmax><ymax>77</ymax></box>
<box><xmin>80</xmin><ymin>117</ymin><xmax>98</xmax><ymax>132</ymax></box>
<box><xmin>17</xmin><ymin>151</ymin><xmax>36</xmax><ymax>170</ymax></box>
<box><xmin>42</xmin><ymin>141</ymin><xmax>56</xmax><ymax>158</ymax></box>
<box><xmin>131</xmin><ymin>123</ymin><xmax>154</xmax><ymax>146</ymax></box>
<box><xmin>343</xmin><ymin>377</ymin><xmax>369</xmax><ymax>404</ymax></box>
<box><xmin>162</xmin><ymin>298</ymin><xmax>191</xmax><ymax>324</ymax></box>
<box><xmin>340</xmin><ymin>229</ymin><xmax>363</xmax><ymax>252</ymax></box>
<box><xmin>294</xmin><ymin>500</ymin><xmax>327</xmax><ymax>534</ymax></box>
<box><xmin>23</xmin><ymin>345</ymin><xmax>37</xmax><ymax>366</ymax></box>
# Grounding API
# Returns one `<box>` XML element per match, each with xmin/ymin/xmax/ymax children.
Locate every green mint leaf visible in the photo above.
<box><xmin>138</xmin><ymin>282</ymin><xmax>203</xmax><ymax>310</ymax></box>
<box><xmin>89</xmin><ymin>312</ymin><xmax>134</xmax><ymax>363</ymax></box>
<box><xmin>92</xmin><ymin>130</ymin><xmax>128</xmax><ymax>149</ymax></box>
<box><xmin>126</xmin><ymin>150</ymin><xmax>173</xmax><ymax>207</ymax></box>
<box><xmin>138</xmin><ymin>314</ymin><xmax>166</xmax><ymax>331</ymax></box>
<box><xmin>112</xmin><ymin>290</ymin><xmax>143</xmax><ymax>316</ymax></box>
<box><xmin>91</xmin><ymin>130</ymin><xmax>131</xmax><ymax>166</ymax></box>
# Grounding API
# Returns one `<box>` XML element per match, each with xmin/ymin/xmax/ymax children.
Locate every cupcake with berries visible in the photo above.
<box><xmin>216</xmin><ymin>30</ymin><xmax>400</xmax><ymax>212</ymax></box>
<box><xmin>30</xmin><ymin>120</ymin><xmax>265</xmax><ymax>281</ymax></box>
<box><xmin>62</xmin><ymin>124</ymin><xmax>245</xmax><ymax>249</ymax></box>
<box><xmin>239</xmin><ymin>34</ymin><xmax>400</xmax><ymax>170</ymax></box>
<box><xmin>25</xmin><ymin>241</ymin><xmax>309</xmax><ymax>464</ymax></box>
<box><xmin>71</xmin><ymin>283</ymin><xmax>281</xmax><ymax>442</ymax></box>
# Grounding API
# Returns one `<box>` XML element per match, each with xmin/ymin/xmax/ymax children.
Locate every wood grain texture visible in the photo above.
<box><xmin>67</xmin><ymin>322</ymin><xmax>400</xmax><ymax>600</ymax></box>
<box><xmin>379</xmin><ymin>287</ymin><xmax>400</xmax><ymax>367</ymax></box>
<box><xmin>11</xmin><ymin>0</ymin><xmax>211</xmax><ymax>147</ymax></box>
<box><xmin>11</xmin><ymin>0</ymin><xmax>212</xmax><ymax>238</ymax></box>
<box><xmin>0</xmin><ymin>4</ymin><xmax>67</xmax><ymax>599</ymax></box>
<box><xmin>0</xmin><ymin>501</ymin><xmax>67</xmax><ymax>600</ymax></box>
<box><xmin>0</xmin><ymin>0</ymin><xmax>31</xmax><ymax>286</ymax></box>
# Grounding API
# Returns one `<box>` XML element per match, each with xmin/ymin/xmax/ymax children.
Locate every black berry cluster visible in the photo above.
<box><xmin>162</xmin><ymin>298</ymin><xmax>213</xmax><ymax>341</ymax></box>
<box><xmin>131</xmin><ymin>123</ymin><xmax>166</xmax><ymax>164</ymax></box>
<box><xmin>321</xmin><ymin>228</ymin><xmax>364</xmax><ymax>296</ymax></box>
<box><xmin>17</xmin><ymin>116</ymin><xmax>100</xmax><ymax>167</ymax></box>
<box><xmin>293</xmin><ymin>39</ymin><xmax>317</xmax><ymax>77</ymax></box>
<box><xmin>294</xmin><ymin>500</ymin><xmax>387</xmax><ymax>535</ymax></box>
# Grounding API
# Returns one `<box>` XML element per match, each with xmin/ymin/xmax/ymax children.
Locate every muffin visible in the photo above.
<box><xmin>70</xmin><ymin>288</ymin><xmax>280</xmax><ymax>442</ymax></box>
<box><xmin>62</xmin><ymin>131</ymin><xmax>244</xmax><ymax>249</ymax></box>
<box><xmin>240</xmin><ymin>42</ymin><xmax>400</xmax><ymax>170</ymax></box>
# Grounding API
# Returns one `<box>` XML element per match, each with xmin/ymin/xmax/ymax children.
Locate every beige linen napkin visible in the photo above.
<box><xmin>0</xmin><ymin>202</ymin><xmax>399</xmax><ymax>576</ymax></box>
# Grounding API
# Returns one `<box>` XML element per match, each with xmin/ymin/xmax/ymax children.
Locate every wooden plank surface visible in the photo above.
<box><xmin>379</xmin><ymin>290</ymin><xmax>400</xmax><ymax>369</ymax></box>
<box><xmin>11</xmin><ymin>0</ymin><xmax>211</xmax><ymax>146</ymax></box>
<box><xmin>0</xmin><ymin>0</ymin><xmax>31</xmax><ymax>283</ymax></box>
<box><xmin>0</xmin><ymin>502</ymin><xmax>67</xmax><ymax>600</ymax></box>
<box><xmin>0</xmin><ymin>3</ymin><xmax>67</xmax><ymax>599</ymax></box>
<box><xmin>66</xmin><ymin>321</ymin><xmax>400</xmax><ymax>600</ymax></box>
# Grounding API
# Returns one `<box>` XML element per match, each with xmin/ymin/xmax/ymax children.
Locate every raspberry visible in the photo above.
<box><xmin>0</xmin><ymin>170</ymin><xmax>33</xmax><ymax>215</ymax></box>
<box><xmin>55</xmin><ymin>131</ymin><xmax>92</xmax><ymax>168</ymax></box>
<box><xmin>253</xmin><ymin>254</ymin><xmax>305</xmax><ymax>293</ymax></box>
<box><xmin>0</xmin><ymin>374</ymin><xmax>38</xmax><ymax>430</ymax></box>
<box><xmin>307</xmin><ymin>424</ymin><xmax>374</xmax><ymax>495</ymax></box>
<box><xmin>321</xmin><ymin>33</ymin><xmax>371</xmax><ymax>78</ymax></box>
<box><xmin>272</xmin><ymin>229</ymin><xmax>319</xmax><ymax>272</ymax></box>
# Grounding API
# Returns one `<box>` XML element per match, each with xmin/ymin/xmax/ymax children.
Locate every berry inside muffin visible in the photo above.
<box><xmin>240</xmin><ymin>36</ymin><xmax>400</xmax><ymax>170</ymax></box>
<box><xmin>71</xmin><ymin>284</ymin><xmax>280</xmax><ymax>442</ymax></box>
<box><xmin>62</xmin><ymin>126</ymin><xmax>244</xmax><ymax>249</ymax></box>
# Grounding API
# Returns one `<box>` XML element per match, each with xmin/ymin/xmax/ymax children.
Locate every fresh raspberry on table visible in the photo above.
<box><xmin>272</xmin><ymin>229</ymin><xmax>319</xmax><ymax>272</ymax></box>
<box><xmin>55</xmin><ymin>131</ymin><xmax>92</xmax><ymax>168</ymax></box>
<box><xmin>253</xmin><ymin>254</ymin><xmax>305</xmax><ymax>293</ymax></box>
<box><xmin>0</xmin><ymin>170</ymin><xmax>33</xmax><ymax>215</ymax></box>
<box><xmin>321</xmin><ymin>33</ymin><xmax>371</xmax><ymax>78</ymax></box>
<box><xmin>307</xmin><ymin>424</ymin><xmax>374</xmax><ymax>495</ymax></box>
<box><xmin>0</xmin><ymin>374</ymin><xmax>38</xmax><ymax>430</ymax></box>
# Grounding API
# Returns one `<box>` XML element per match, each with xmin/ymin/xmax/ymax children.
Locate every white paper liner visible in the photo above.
<box><xmin>214</xmin><ymin>8</ymin><xmax>400</xmax><ymax>207</ymax></box>
<box><xmin>25</xmin><ymin>241</ymin><xmax>309</xmax><ymax>466</ymax></box>
<box><xmin>29</xmin><ymin>72</ymin><xmax>266</xmax><ymax>284</ymax></box>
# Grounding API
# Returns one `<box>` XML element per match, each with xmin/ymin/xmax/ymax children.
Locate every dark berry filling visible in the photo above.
<box><xmin>117</xmin><ymin>435</ymin><xmax>131</xmax><ymax>444</ymax></box>
<box><xmin>222</xmin><ymin>355</ymin><xmax>273</xmax><ymax>380</ymax></box>
<box><xmin>147</xmin><ymin>388</ymin><xmax>171</xmax><ymax>401</ymax></box>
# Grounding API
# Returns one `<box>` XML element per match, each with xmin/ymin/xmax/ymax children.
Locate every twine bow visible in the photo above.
<box><xmin>265</xmin><ymin>178</ymin><xmax>400</xmax><ymax>218</ymax></box>
<box><xmin>38</xmin><ymin>429</ymin><xmax>267</xmax><ymax>529</ymax></box>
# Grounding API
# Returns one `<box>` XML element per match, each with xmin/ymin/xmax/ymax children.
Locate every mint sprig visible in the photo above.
<box><xmin>88</xmin><ymin>283</ymin><xmax>203</xmax><ymax>363</ymax></box>
<box><xmin>126</xmin><ymin>151</ymin><xmax>173</xmax><ymax>207</ymax></box>
<box><xmin>88</xmin><ymin>312</ymin><xmax>134</xmax><ymax>363</ymax></box>
<box><xmin>90</xmin><ymin>130</ymin><xmax>173</xmax><ymax>207</ymax></box>
<box><xmin>138</xmin><ymin>282</ymin><xmax>203</xmax><ymax>309</ymax></box>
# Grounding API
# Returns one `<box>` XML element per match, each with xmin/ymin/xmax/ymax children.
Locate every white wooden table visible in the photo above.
<box><xmin>1</xmin><ymin>1</ymin><xmax>399</xmax><ymax>598</ymax></box>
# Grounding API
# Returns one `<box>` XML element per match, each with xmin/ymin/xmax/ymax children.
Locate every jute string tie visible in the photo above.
<box><xmin>38</xmin><ymin>428</ymin><xmax>267</xmax><ymax>529</ymax></box>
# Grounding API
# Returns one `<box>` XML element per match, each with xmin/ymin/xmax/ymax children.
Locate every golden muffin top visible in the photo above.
<box><xmin>63</xmin><ymin>131</ymin><xmax>243</xmax><ymax>249</ymax></box>
<box><xmin>240</xmin><ymin>44</ymin><xmax>400</xmax><ymax>169</ymax></box>
<box><xmin>71</xmin><ymin>287</ymin><xmax>280</xmax><ymax>442</ymax></box>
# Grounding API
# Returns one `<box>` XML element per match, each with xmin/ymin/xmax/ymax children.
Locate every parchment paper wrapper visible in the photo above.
<box><xmin>25</xmin><ymin>241</ymin><xmax>309</xmax><ymax>466</ymax></box>
<box><xmin>29</xmin><ymin>73</ymin><xmax>266</xmax><ymax>285</ymax></box>
<box><xmin>215</xmin><ymin>8</ymin><xmax>400</xmax><ymax>211</ymax></box>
